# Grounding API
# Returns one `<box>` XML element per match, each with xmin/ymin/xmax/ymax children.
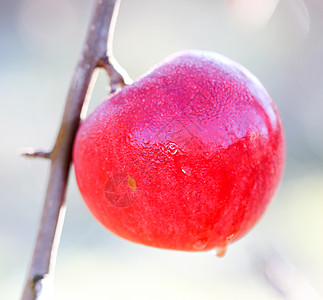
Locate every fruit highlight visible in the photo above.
<box><xmin>73</xmin><ymin>50</ymin><xmax>285</xmax><ymax>252</ymax></box>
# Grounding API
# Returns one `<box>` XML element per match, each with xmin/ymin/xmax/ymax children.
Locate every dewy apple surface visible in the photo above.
<box><xmin>73</xmin><ymin>50</ymin><xmax>285</xmax><ymax>253</ymax></box>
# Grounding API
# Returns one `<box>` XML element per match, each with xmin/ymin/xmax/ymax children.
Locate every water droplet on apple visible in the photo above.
<box><xmin>203</xmin><ymin>150</ymin><xmax>210</xmax><ymax>157</ymax></box>
<box><xmin>249</xmin><ymin>131</ymin><xmax>259</xmax><ymax>141</ymax></box>
<box><xmin>215</xmin><ymin>245</ymin><xmax>227</xmax><ymax>257</ymax></box>
<box><xmin>225</xmin><ymin>233</ymin><xmax>236</xmax><ymax>242</ymax></box>
<box><xmin>193</xmin><ymin>238</ymin><xmax>208</xmax><ymax>250</ymax></box>
<box><xmin>181</xmin><ymin>165</ymin><xmax>192</xmax><ymax>175</ymax></box>
<box><xmin>167</xmin><ymin>142</ymin><xmax>179</xmax><ymax>155</ymax></box>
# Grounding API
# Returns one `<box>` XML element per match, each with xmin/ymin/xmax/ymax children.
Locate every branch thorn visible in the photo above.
<box><xmin>18</xmin><ymin>148</ymin><xmax>51</xmax><ymax>159</ymax></box>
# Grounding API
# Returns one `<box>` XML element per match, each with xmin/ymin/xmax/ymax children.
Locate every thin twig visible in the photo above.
<box><xmin>18</xmin><ymin>148</ymin><xmax>51</xmax><ymax>159</ymax></box>
<box><xmin>21</xmin><ymin>1</ymin><xmax>128</xmax><ymax>299</ymax></box>
<box><xmin>255</xmin><ymin>247</ymin><xmax>323</xmax><ymax>300</ymax></box>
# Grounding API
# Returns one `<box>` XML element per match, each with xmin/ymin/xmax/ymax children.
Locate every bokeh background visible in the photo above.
<box><xmin>1</xmin><ymin>0</ymin><xmax>323</xmax><ymax>299</ymax></box>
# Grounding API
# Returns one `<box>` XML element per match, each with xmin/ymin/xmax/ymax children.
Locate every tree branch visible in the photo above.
<box><xmin>21</xmin><ymin>1</ymin><xmax>129</xmax><ymax>299</ymax></box>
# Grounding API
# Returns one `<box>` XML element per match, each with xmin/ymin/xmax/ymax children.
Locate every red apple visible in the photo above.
<box><xmin>73</xmin><ymin>50</ymin><xmax>285</xmax><ymax>253</ymax></box>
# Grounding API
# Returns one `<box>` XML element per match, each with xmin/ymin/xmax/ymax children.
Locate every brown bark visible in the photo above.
<box><xmin>20</xmin><ymin>1</ymin><xmax>129</xmax><ymax>299</ymax></box>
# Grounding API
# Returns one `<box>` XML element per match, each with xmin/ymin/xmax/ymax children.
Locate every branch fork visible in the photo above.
<box><xmin>98</xmin><ymin>55</ymin><xmax>132</xmax><ymax>93</ymax></box>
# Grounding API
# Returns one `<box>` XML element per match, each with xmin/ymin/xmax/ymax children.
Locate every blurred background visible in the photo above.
<box><xmin>1</xmin><ymin>0</ymin><xmax>323</xmax><ymax>299</ymax></box>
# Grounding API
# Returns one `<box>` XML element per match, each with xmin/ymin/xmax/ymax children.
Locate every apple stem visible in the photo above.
<box><xmin>20</xmin><ymin>1</ymin><xmax>128</xmax><ymax>299</ymax></box>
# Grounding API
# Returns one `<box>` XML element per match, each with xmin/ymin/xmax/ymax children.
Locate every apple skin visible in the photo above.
<box><xmin>73</xmin><ymin>50</ymin><xmax>285</xmax><ymax>252</ymax></box>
